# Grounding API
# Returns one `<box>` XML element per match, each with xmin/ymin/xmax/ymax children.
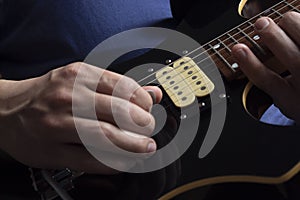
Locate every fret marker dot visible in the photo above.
<box><xmin>180</xmin><ymin>114</ymin><xmax>187</xmax><ymax>120</ymax></box>
<box><xmin>148</xmin><ymin>68</ymin><xmax>154</xmax><ymax>72</ymax></box>
<box><xmin>219</xmin><ymin>93</ymin><xmax>227</xmax><ymax>99</ymax></box>
<box><xmin>182</xmin><ymin>50</ymin><xmax>189</xmax><ymax>54</ymax></box>
<box><xmin>253</xmin><ymin>35</ymin><xmax>260</xmax><ymax>41</ymax></box>
<box><xmin>213</xmin><ymin>44</ymin><xmax>220</xmax><ymax>49</ymax></box>
<box><xmin>231</xmin><ymin>63</ymin><xmax>239</xmax><ymax>69</ymax></box>
<box><xmin>166</xmin><ymin>59</ymin><xmax>172</xmax><ymax>64</ymax></box>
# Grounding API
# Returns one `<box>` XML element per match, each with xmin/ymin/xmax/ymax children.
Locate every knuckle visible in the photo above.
<box><xmin>41</xmin><ymin>115</ymin><xmax>60</xmax><ymax>128</ymax></box>
<box><xmin>53</xmin><ymin>87</ymin><xmax>72</xmax><ymax>105</ymax></box>
<box><xmin>130</xmin><ymin>107</ymin><xmax>149</xmax><ymax>126</ymax></box>
<box><xmin>143</xmin><ymin>97</ymin><xmax>153</xmax><ymax>111</ymax></box>
<box><xmin>131</xmin><ymin>88</ymin><xmax>152</xmax><ymax>111</ymax></box>
<box><xmin>123</xmin><ymin>76</ymin><xmax>135</xmax><ymax>85</ymax></box>
<box><xmin>63</xmin><ymin>62</ymin><xmax>83</xmax><ymax>78</ymax></box>
<box><xmin>118</xmin><ymin>76</ymin><xmax>138</xmax><ymax>93</ymax></box>
<box><xmin>123</xmin><ymin>76</ymin><xmax>139</xmax><ymax>91</ymax></box>
<box><xmin>100</xmin><ymin>123</ymin><xmax>113</xmax><ymax>140</ymax></box>
<box><xmin>134</xmin><ymin>112</ymin><xmax>155</xmax><ymax>136</ymax></box>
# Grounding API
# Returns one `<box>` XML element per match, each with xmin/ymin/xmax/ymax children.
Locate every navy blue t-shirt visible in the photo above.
<box><xmin>0</xmin><ymin>0</ymin><xmax>173</xmax><ymax>79</ymax></box>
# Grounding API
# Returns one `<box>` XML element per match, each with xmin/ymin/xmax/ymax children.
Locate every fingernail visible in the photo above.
<box><xmin>147</xmin><ymin>142</ymin><xmax>156</xmax><ymax>152</ymax></box>
<box><xmin>146</xmin><ymin>90</ymin><xmax>156</xmax><ymax>104</ymax></box>
<box><xmin>235</xmin><ymin>48</ymin><xmax>246</xmax><ymax>61</ymax></box>
<box><xmin>255</xmin><ymin>18</ymin><xmax>270</xmax><ymax>31</ymax></box>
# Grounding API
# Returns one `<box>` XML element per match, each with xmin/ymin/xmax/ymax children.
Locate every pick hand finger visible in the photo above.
<box><xmin>71</xmin><ymin>118</ymin><xmax>157</xmax><ymax>154</ymax></box>
<box><xmin>71</xmin><ymin>63</ymin><xmax>154</xmax><ymax>112</ymax></box>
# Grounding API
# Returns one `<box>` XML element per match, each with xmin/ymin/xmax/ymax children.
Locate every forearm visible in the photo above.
<box><xmin>0</xmin><ymin>78</ymin><xmax>41</xmax><ymax>117</ymax></box>
<box><xmin>0</xmin><ymin>77</ymin><xmax>42</xmax><ymax>150</ymax></box>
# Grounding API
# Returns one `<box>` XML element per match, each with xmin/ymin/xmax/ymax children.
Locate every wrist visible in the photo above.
<box><xmin>0</xmin><ymin>77</ymin><xmax>43</xmax><ymax>151</ymax></box>
<box><xmin>0</xmin><ymin>77</ymin><xmax>41</xmax><ymax>117</ymax></box>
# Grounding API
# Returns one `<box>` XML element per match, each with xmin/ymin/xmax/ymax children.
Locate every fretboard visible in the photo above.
<box><xmin>201</xmin><ymin>0</ymin><xmax>300</xmax><ymax>81</ymax></box>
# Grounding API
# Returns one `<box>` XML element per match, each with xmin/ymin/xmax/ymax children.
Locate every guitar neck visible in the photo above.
<box><xmin>202</xmin><ymin>0</ymin><xmax>299</xmax><ymax>81</ymax></box>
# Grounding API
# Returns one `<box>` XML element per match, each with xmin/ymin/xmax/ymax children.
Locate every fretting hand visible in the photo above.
<box><xmin>232</xmin><ymin>11</ymin><xmax>300</xmax><ymax>124</ymax></box>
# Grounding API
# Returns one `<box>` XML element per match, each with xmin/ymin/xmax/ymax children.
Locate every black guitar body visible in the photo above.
<box><xmin>0</xmin><ymin>1</ymin><xmax>300</xmax><ymax>200</ymax></box>
<box><xmin>109</xmin><ymin>37</ymin><xmax>300</xmax><ymax>200</ymax></box>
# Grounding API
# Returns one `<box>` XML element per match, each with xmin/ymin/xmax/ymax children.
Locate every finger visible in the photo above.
<box><xmin>95</xmin><ymin>93</ymin><xmax>155</xmax><ymax>136</ymax></box>
<box><xmin>70</xmin><ymin>62</ymin><xmax>153</xmax><ymax>112</ymax></box>
<box><xmin>278</xmin><ymin>11</ymin><xmax>300</xmax><ymax>46</ymax></box>
<box><xmin>69</xmin><ymin>118</ymin><xmax>157</xmax><ymax>154</ymax></box>
<box><xmin>254</xmin><ymin>17</ymin><xmax>300</xmax><ymax>74</ymax></box>
<box><xmin>43</xmin><ymin>114</ymin><xmax>156</xmax><ymax>153</ymax></box>
<box><xmin>72</xmin><ymin>87</ymin><xmax>155</xmax><ymax>136</ymax></box>
<box><xmin>142</xmin><ymin>86</ymin><xmax>163</xmax><ymax>104</ymax></box>
<box><xmin>96</xmin><ymin>69</ymin><xmax>153</xmax><ymax>112</ymax></box>
<box><xmin>232</xmin><ymin>44</ymin><xmax>292</xmax><ymax>103</ymax></box>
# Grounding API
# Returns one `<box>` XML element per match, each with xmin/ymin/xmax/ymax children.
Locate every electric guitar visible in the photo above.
<box><xmin>3</xmin><ymin>0</ymin><xmax>300</xmax><ymax>199</ymax></box>
<box><xmin>158</xmin><ymin>0</ymin><xmax>300</xmax><ymax>199</ymax></box>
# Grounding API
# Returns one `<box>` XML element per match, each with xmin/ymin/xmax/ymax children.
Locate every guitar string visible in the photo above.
<box><xmin>140</xmin><ymin>1</ymin><xmax>297</xmax><ymax>107</ymax></box>
<box><xmin>160</xmin><ymin>7</ymin><xmax>291</xmax><ymax>105</ymax></box>
<box><xmin>139</xmin><ymin>1</ymin><xmax>299</xmax><ymax>105</ymax></box>
<box><xmin>136</xmin><ymin>0</ymin><xmax>297</xmax><ymax>90</ymax></box>
<box><xmin>139</xmin><ymin>0</ymin><xmax>296</xmax><ymax>88</ymax></box>
<box><xmin>141</xmin><ymin>0</ymin><xmax>298</xmax><ymax>109</ymax></box>
<box><xmin>185</xmin><ymin>0</ymin><xmax>299</xmax><ymax>82</ymax></box>
<box><xmin>126</xmin><ymin>1</ymin><xmax>298</xmax><ymax>141</ymax></box>
<box><xmin>136</xmin><ymin>0</ymin><xmax>290</xmax><ymax>85</ymax></box>
<box><xmin>155</xmin><ymin>0</ymin><xmax>299</xmax><ymax>86</ymax></box>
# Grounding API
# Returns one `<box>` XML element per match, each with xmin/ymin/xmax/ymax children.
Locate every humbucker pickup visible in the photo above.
<box><xmin>156</xmin><ymin>57</ymin><xmax>215</xmax><ymax>107</ymax></box>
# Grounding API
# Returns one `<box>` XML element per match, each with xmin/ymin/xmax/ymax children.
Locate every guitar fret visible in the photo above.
<box><xmin>226</xmin><ymin>33</ymin><xmax>239</xmax><ymax>44</ymax></box>
<box><xmin>271</xmin><ymin>8</ymin><xmax>284</xmax><ymax>17</ymax></box>
<box><xmin>237</xmin><ymin>27</ymin><xmax>266</xmax><ymax>56</ymax></box>
<box><xmin>284</xmin><ymin>0</ymin><xmax>300</xmax><ymax>12</ymax></box>
<box><xmin>208</xmin><ymin>44</ymin><xmax>235</xmax><ymax>72</ymax></box>
<box><xmin>199</xmin><ymin>0</ymin><xmax>299</xmax><ymax>81</ymax></box>
<box><xmin>217</xmin><ymin>39</ymin><xmax>231</xmax><ymax>53</ymax></box>
<box><xmin>246</xmin><ymin>21</ymin><xmax>254</xmax><ymax>28</ymax></box>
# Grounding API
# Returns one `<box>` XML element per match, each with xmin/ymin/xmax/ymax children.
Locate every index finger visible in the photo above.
<box><xmin>232</xmin><ymin>44</ymin><xmax>292</xmax><ymax>103</ymax></box>
<box><xmin>74</xmin><ymin>63</ymin><xmax>154</xmax><ymax>112</ymax></box>
<box><xmin>254</xmin><ymin>17</ymin><xmax>300</xmax><ymax>75</ymax></box>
